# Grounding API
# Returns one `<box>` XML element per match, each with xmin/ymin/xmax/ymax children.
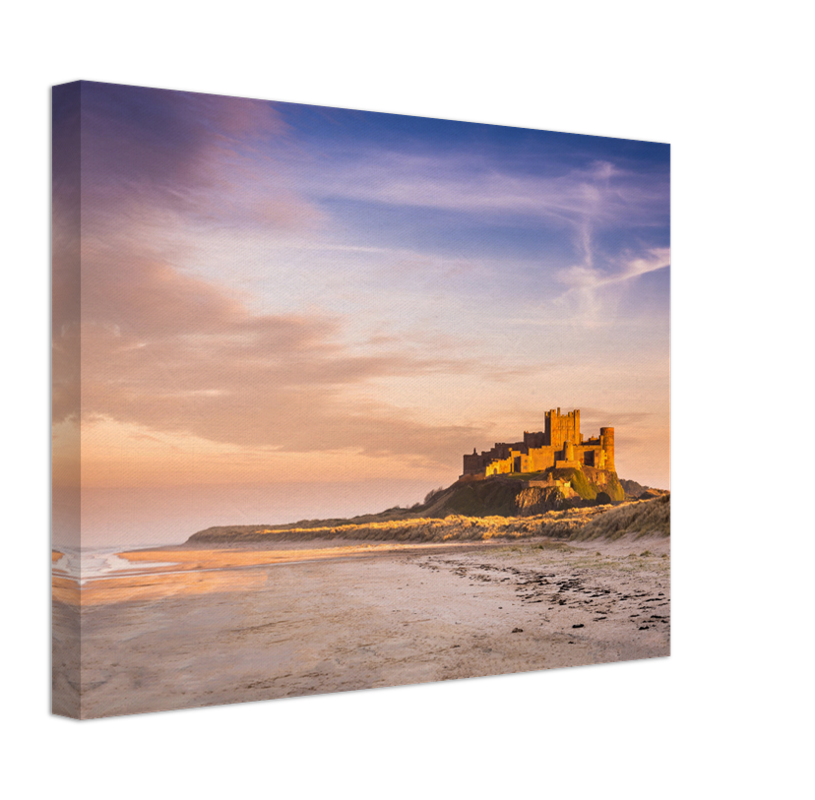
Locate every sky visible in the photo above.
<box><xmin>52</xmin><ymin>81</ymin><xmax>669</xmax><ymax>546</ymax></box>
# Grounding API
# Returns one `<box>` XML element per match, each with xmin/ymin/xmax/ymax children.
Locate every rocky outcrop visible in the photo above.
<box><xmin>514</xmin><ymin>486</ymin><xmax>570</xmax><ymax>514</ymax></box>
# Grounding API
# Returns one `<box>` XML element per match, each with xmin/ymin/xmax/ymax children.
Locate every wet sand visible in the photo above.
<box><xmin>53</xmin><ymin>535</ymin><xmax>669</xmax><ymax>719</ymax></box>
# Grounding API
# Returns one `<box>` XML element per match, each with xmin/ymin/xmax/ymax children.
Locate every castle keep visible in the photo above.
<box><xmin>463</xmin><ymin>408</ymin><xmax>615</xmax><ymax>477</ymax></box>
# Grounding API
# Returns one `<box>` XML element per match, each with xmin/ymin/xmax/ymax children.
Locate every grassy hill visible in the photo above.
<box><xmin>184</xmin><ymin>466</ymin><xmax>653</xmax><ymax>545</ymax></box>
<box><xmin>187</xmin><ymin>493</ymin><xmax>669</xmax><ymax>545</ymax></box>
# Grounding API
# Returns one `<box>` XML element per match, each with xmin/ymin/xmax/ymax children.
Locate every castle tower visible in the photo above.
<box><xmin>600</xmin><ymin>427</ymin><xmax>615</xmax><ymax>471</ymax></box>
<box><xmin>545</xmin><ymin>408</ymin><xmax>581</xmax><ymax>450</ymax></box>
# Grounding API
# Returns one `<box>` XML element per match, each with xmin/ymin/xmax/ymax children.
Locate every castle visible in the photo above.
<box><xmin>462</xmin><ymin>408</ymin><xmax>615</xmax><ymax>478</ymax></box>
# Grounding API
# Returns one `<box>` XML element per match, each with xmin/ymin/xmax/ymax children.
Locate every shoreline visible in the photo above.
<box><xmin>116</xmin><ymin>537</ymin><xmax>556</xmax><ymax>568</ymax></box>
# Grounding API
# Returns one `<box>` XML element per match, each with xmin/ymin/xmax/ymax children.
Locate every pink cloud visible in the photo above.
<box><xmin>80</xmin><ymin>81</ymin><xmax>323</xmax><ymax>236</ymax></box>
<box><xmin>70</xmin><ymin>237</ymin><xmax>485</xmax><ymax>467</ymax></box>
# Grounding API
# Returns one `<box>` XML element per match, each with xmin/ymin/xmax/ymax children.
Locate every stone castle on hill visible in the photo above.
<box><xmin>463</xmin><ymin>408</ymin><xmax>615</xmax><ymax>478</ymax></box>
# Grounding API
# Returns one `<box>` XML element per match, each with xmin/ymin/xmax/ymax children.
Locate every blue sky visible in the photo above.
<box><xmin>53</xmin><ymin>81</ymin><xmax>670</xmax><ymax>542</ymax></box>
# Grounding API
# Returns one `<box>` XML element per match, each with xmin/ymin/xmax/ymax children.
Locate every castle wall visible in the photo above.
<box><xmin>489</xmin><ymin>443</ymin><xmax>513</xmax><ymax>460</ymax></box>
<box><xmin>486</xmin><ymin>456</ymin><xmax>513</xmax><ymax>476</ymax></box>
<box><xmin>515</xmin><ymin>452</ymin><xmax>530</xmax><ymax>472</ymax></box>
<box><xmin>524</xmin><ymin>431</ymin><xmax>546</xmax><ymax>448</ymax></box>
<box><xmin>576</xmin><ymin>443</ymin><xmax>603</xmax><ymax>469</ymax></box>
<box><xmin>528</xmin><ymin>446</ymin><xmax>555</xmax><ymax>472</ymax></box>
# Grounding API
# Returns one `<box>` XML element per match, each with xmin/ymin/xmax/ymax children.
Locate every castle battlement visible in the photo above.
<box><xmin>462</xmin><ymin>409</ymin><xmax>615</xmax><ymax>477</ymax></box>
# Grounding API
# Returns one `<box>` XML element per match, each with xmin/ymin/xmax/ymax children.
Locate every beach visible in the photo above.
<box><xmin>52</xmin><ymin>534</ymin><xmax>669</xmax><ymax>719</ymax></box>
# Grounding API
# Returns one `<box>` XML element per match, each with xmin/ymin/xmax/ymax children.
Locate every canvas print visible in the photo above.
<box><xmin>52</xmin><ymin>81</ymin><xmax>670</xmax><ymax>719</ymax></box>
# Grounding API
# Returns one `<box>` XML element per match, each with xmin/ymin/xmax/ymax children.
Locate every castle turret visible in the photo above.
<box><xmin>600</xmin><ymin>427</ymin><xmax>615</xmax><ymax>472</ymax></box>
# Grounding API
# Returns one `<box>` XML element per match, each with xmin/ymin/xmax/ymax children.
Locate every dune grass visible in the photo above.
<box><xmin>571</xmin><ymin>494</ymin><xmax>670</xmax><ymax>540</ymax></box>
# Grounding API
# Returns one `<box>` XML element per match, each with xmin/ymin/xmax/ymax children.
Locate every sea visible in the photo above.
<box><xmin>52</xmin><ymin>544</ymin><xmax>176</xmax><ymax>584</ymax></box>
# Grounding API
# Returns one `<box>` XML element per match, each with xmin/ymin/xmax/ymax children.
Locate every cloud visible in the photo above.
<box><xmin>53</xmin><ymin>84</ymin><xmax>518</xmax><ymax>472</ymax></box>
<box><xmin>557</xmin><ymin>247</ymin><xmax>670</xmax><ymax>290</ymax></box>
<box><xmin>52</xmin><ymin>83</ymin><xmax>82</xmax><ymax>426</ymax></box>
<box><xmin>70</xmin><ymin>238</ymin><xmax>487</xmax><ymax>467</ymax></box>
<box><xmin>305</xmin><ymin>151</ymin><xmax>668</xmax><ymax>231</ymax></box>
<box><xmin>287</xmin><ymin>146</ymin><xmax>668</xmax><ymax>309</ymax></box>
<box><xmin>552</xmin><ymin>247</ymin><xmax>670</xmax><ymax>325</ymax></box>
<box><xmin>80</xmin><ymin>81</ymin><xmax>324</xmax><ymax>235</ymax></box>
<box><xmin>81</xmin><ymin>82</ymin><xmax>286</xmax><ymax>193</ymax></box>
<box><xmin>51</xmin><ymin>83</ymin><xmax>81</xmax><ymax>340</ymax></box>
<box><xmin>618</xmin><ymin>248</ymin><xmax>672</xmax><ymax>281</ymax></box>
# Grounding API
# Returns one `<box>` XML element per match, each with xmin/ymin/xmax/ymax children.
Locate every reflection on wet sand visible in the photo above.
<box><xmin>74</xmin><ymin>542</ymin><xmax>491</xmax><ymax>605</ymax></box>
<box><xmin>72</xmin><ymin>569</ymin><xmax>270</xmax><ymax>605</ymax></box>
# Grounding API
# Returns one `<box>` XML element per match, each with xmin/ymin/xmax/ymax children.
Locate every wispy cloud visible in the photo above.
<box><xmin>557</xmin><ymin>247</ymin><xmax>671</xmax><ymax>290</ymax></box>
<box><xmin>283</xmin><ymin>146</ymin><xmax>668</xmax><ymax>317</ymax></box>
<box><xmin>547</xmin><ymin>247</ymin><xmax>670</xmax><ymax>326</ymax></box>
<box><xmin>308</xmin><ymin>153</ymin><xmax>668</xmax><ymax>230</ymax></box>
<box><xmin>81</xmin><ymin>82</ymin><xmax>324</xmax><ymax>235</ymax></box>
